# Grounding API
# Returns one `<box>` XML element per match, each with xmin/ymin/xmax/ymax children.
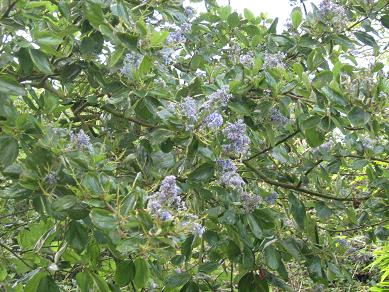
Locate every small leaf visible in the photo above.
<box><xmin>29</xmin><ymin>49</ymin><xmax>53</xmax><ymax>74</ymax></box>
<box><xmin>264</xmin><ymin>246</ymin><xmax>281</xmax><ymax>270</ymax></box>
<box><xmin>291</xmin><ymin>7</ymin><xmax>302</xmax><ymax>28</ymax></box>
<box><xmin>247</xmin><ymin>214</ymin><xmax>263</xmax><ymax>239</ymax></box>
<box><xmin>165</xmin><ymin>272</ymin><xmax>191</xmax><ymax>289</ymax></box>
<box><xmin>348</xmin><ymin>106</ymin><xmax>369</xmax><ymax>126</ymax></box>
<box><xmin>0</xmin><ymin>136</ymin><xmax>19</xmax><ymax>168</ymax></box>
<box><xmin>89</xmin><ymin>209</ymin><xmax>118</xmax><ymax>230</ymax></box>
<box><xmin>134</xmin><ymin>257</ymin><xmax>149</xmax><ymax>288</ymax></box>
<box><xmin>115</xmin><ymin>260</ymin><xmax>135</xmax><ymax>287</ymax></box>
<box><xmin>227</xmin><ymin>12</ymin><xmax>240</xmax><ymax>28</ymax></box>
<box><xmin>354</xmin><ymin>31</ymin><xmax>377</xmax><ymax>47</ymax></box>
<box><xmin>188</xmin><ymin>163</ymin><xmax>214</xmax><ymax>182</ymax></box>
<box><xmin>0</xmin><ymin>77</ymin><xmax>26</xmax><ymax>96</ymax></box>
<box><xmin>65</xmin><ymin>221</ymin><xmax>88</xmax><ymax>252</ymax></box>
<box><xmin>37</xmin><ymin>276</ymin><xmax>60</xmax><ymax>292</ymax></box>
<box><xmin>288</xmin><ymin>193</ymin><xmax>306</xmax><ymax>229</ymax></box>
<box><xmin>380</xmin><ymin>15</ymin><xmax>389</xmax><ymax>29</ymax></box>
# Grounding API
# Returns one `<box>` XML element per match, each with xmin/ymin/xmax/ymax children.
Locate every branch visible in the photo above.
<box><xmin>245</xmin><ymin>130</ymin><xmax>300</xmax><ymax>161</ymax></box>
<box><xmin>99</xmin><ymin>104</ymin><xmax>156</xmax><ymax>128</ymax></box>
<box><xmin>244</xmin><ymin>161</ymin><xmax>367</xmax><ymax>202</ymax></box>
<box><xmin>318</xmin><ymin>219</ymin><xmax>389</xmax><ymax>233</ymax></box>
<box><xmin>296</xmin><ymin>159</ymin><xmax>323</xmax><ymax>188</ymax></box>
<box><xmin>336</xmin><ymin>155</ymin><xmax>389</xmax><ymax>164</ymax></box>
<box><xmin>0</xmin><ymin>242</ymin><xmax>34</xmax><ymax>269</ymax></box>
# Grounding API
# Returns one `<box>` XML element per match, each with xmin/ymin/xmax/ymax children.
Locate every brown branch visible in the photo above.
<box><xmin>245</xmin><ymin>130</ymin><xmax>300</xmax><ymax>161</ymax></box>
<box><xmin>244</xmin><ymin>161</ymin><xmax>367</xmax><ymax>202</ymax></box>
<box><xmin>99</xmin><ymin>104</ymin><xmax>156</xmax><ymax>128</ymax></box>
<box><xmin>318</xmin><ymin>219</ymin><xmax>389</xmax><ymax>233</ymax></box>
<box><xmin>0</xmin><ymin>242</ymin><xmax>34</xmax><ymax>269</ymax></box>
<box><xmin>296</xmin><ymin>159</ymin><xmax>323</xmax><ymax>188</ymax></box>
<box><xmin>336</xmin><ymin>155</ymin><xmax>389</xmax><ymax>164</ymax></box>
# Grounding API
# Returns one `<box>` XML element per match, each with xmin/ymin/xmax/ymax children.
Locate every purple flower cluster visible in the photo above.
<box><xmin>241</xmin><ymin>192</ymin><xmax>261</xmax><ymax>213</ymax></box>
<box><xmin>263</xmin><ymin>52</ymin><xmax>286</xmax><ymax>69</ymax></box>
<box><xmin>313</xmin><ymin>140</ymin><xmax>334</xmax><ymax>155</ymax></box>
<box><xmin>270</xmin><ymin>108</ymin><xmax>290</xmax><ymax>124</ymax></box>
<box><xmin>120</xmin><ymin>53</ymin><xmax>141</xmax><ymax>78</ymax></box>
<box><xmin>222</xmin><ymin>119</ymin><xmax>250</xmax><ymax>156</ymax></box>
<box><xmin>180</xmin><ymin>96</ymin><xmax>198</xmax><ymax>130</ymax></box>
<box><xmin>201</xmin><ymin>86</ymin><xmax>232</xmax><ymax>111</ymax></box>
<box><xmin>218</xmin><ymin>159</ymin><xmax>245</xmax><ymax>191</ymax></box>
<box><xmin>70</xmin><ymin>129</ymin><xmax>92</xmax><ymax>151</ymax></box>
<box><xmin>317</xmin><ymin>0</ymin><xmax>348</xmax><ymax>32</ymax></box>
<box><xmin>147</xmin><ymin>176</ymin><xmax>186</xmax><ymax>220</ymax></box>
<box><xmin>191</xmin><ymin>222</ymin><xmax>205</xmax><ymax>237</ymax></box>
<box><xmin>240</xmin><ymin>53</ymin><xmax>255</xmax><ymax>67</ymax></box>
<box><xmin>265</xmin><ymin>192</ymin><xmax>278</xmax><ymax>205</ymax></box>
<box><xmin>204</xmin><ymin>112</ymin><xmax>223</xmax><ymax>130</ymax></box>
<box><xmin>166</xmin><ymin>23</ymin><xmax>191</xmax><ymax>45</ymax></box>
<box><xmin>185</xmin><ymin>7</ymin><xmax>195</xmax><ymax>18</ymax></box>
<box><xmin>44</xmin><ymin>172</ymin><xmax>57</xmax><ymax>186</ymax></box>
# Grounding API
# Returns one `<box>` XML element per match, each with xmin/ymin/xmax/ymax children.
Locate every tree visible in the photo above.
<box><xmin>0</xmin><ymin>0</ymin><xmax>388</xmax><ymax>291</ymax></box>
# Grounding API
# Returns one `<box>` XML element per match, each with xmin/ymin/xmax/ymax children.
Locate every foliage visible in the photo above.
<box><xmin>0</xmin><ymin>0</ymin><xmax>388</xmax><ymax>291</ymax></box>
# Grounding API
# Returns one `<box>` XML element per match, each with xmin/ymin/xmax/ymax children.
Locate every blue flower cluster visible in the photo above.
<box><xmin>217</xmin><ymin>159</ymin><xmax>260</xmax><ymax>213</ymax></box>
<box><xmin>265</xmin><ymin>192</ymin><xmax>278</xmax><ymax>205</ymax></box>
<box><xmin>191</xmin><ymin>222</ymin><xmax>205</xmax><ymax>237</ymax></box>
<box><xmin>44</xmin><ymin>172</ymin><xmax>58</xmax><ymax>186</ymax></box>
<box><xmin>263</xmin><ymin>52</ymin><xmax>286</xmax><ymax>69</ymax></box>
<box><xmin>204</xmin><ymin>112</ymin><xmax>223</xmax><ymax>130</ymax></box>
<box><xmin>147</xmin><ymin>176</ymin><xmax>186</xmax><ymax>221</ymax></box>
<box><xmin>239</xmin><ymin>53</ymin><xmax>255</xmax><ymax>67</ymax></box>
<box><xmin>222</xmin><ymin>119</ymin><xmax>250</xmax><ymax>156</ymax></box>
<box><xmin>166</xmin><ymin>23</ymin><xmax>191</xmax><ymax>45</ymax></box>
<box><xmin>120</xmin><ymin>53</ymin><xmax>141</xmax><ymax>78</ymax></box>
<box><xmin>180</xmin><ymin>96</ymin><xmax>198</xmax><ymax>130</ymax></box>
<box><xmin>70</xmin><ymin>129</ymin><xmax>92</xmax><ymax>151</ymax></box>
<box><xmin>270</xmin><ymin>108</ymin><xmax>290</xmax><ymax>125</ymax></box>
<box><xmin>201</xmin><ymin>86</ymin><xmax>231</xmax><ymax>111</ymax></box>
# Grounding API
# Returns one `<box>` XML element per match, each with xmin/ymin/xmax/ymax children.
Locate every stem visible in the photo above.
<box><xmin>230</xmin><ymin>261</ymin><xmax>234</xmax><ymax>292</ymax></box>
<box><xmin>244</xmin><ymin>161</ymin><xmax>367</xmax><ymax>202</ymax></box>
<box><xmin>0</xmin><ymin>242</ymin><xmax>34</xmax><ymax>269</ymax></box>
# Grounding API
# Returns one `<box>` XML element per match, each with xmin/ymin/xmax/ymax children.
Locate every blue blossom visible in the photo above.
<box><xmin>166</xmin><ymin>23</ymin><xmax>191</xmax><ymax>45</ymax></box>
<box><xmin>222</xmin><ymin>119</ymin><xmax>250</xmax><ymax>156</ymax></box>
<box><xmin>161</xmin><ymin>211</ymin><xmax>173</xmax><ymax>221</ymax></box>
<box><xmin>313</xmin><ymin>140</ymin><xmax>334</xmax><ymax>155</ymax></box>
<box><xmin>185</xmin><ymin>7</ymin><xmax>195</xmax><ymax>18</ymax></box>
<box><xmin>120</xmin><ymin>53</ymin><xmax>141</xmax><ymax>78</ymax></box>
<box><xmin>336</xmin><ymin>238</ymin><xmax>349</xmax><ymax>247</ymax></box>
<box><xmin>263</xmin><ymin>52</ymin><xmax>286</xmax><ymax>69</ymax></box>
<box><xmin>70</xmin><ymin>129</ymin><xmax>92</xmax><ymax>150</ymax></box>
<box><xmin>240</xmin><ymin>53</ymin><xmax>254</xmax><ymax>66</ymax></box>
<box><xmin>191</xmin><ymin>222</ymin><xmax>205</xmax><ymax>237</ymax></box>
<box><xmin>241</xmin><ymin>192</ymin><xmax>261</xmax><ymax>213</ymax></box>
<box><xmin>180</xmin><ymin>97</ymin><xmax>198</xmax><ymax>130</ymax></box>
<box><xmin>201</xmin><ymin>86</ymin><xmax>232</xmax><ymax>111</ymax></box>
<box><xmin>205</xmin><ymin>112</ymin><xmax>223</xmax><ymax>129</ymax></box>
<box><xmin>270</xmin><ymin>108</ymin><xmax>290</xmax><ymax>124</ymax></box>
<box><xmin>220</xmin><ymin>171</ymin><xmax>245</xmax><ymax>190</ymax></box>
<box><xmin>317</xmin><ymin>0</ymin><xmax>348</xmax><ymax>32</ymax></box>
<box><xmin>265</xmin><ymin>192</ymin><xmax>278</xmax><ymax>205</ymax></box>
<box><xmin>44</xmin><ymin>172</ymin><xmax>57</xmax><ymax>186</ymax></box>
<box><xmin>147</xmin><ymin>175</ymin><xmax>186</xmax><ymax>219</ymax></box>
<box><xmin>217</xmin><ymin>158</ymin><xmax>237</xmax><ymax>173</ymax></box>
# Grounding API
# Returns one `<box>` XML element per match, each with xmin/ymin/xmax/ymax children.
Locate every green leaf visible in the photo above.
<box><xmin>115</xmin><ymin>260</ymin><xmax>135</xmax><ymax>287</ymax></box>
<box><xmin>315</xmin><ymin>202</ymin><xmax>332</xmax><ymax>219</ymax></box>
<box><xmin>65</xmin><ymin>221</ymin><xmax>88</xmax><ymax>252</ymax></box>
<box><xmin>37</xmin><ymin>276</ymin><xmax>60</xmax><ymax>292</ymax></box>
<box><xmin>89</xmin><ymin>272</ymin><xmax>111</xmax><ymax>292</ymax></box>
<box><xmin>188</xmin><ymin>163</ymin><xmax>214</xmax><ymax>182</ymax></box>
<box><xmin>52</xmin><ymin>195</ymin><xmax>79</xmax><ymax>212</ymax></box>
<box><xmin>267</xmin><ymin>18</ymin><xmax>278</xmax><ymax>33</ymax></box>
<box><xmin>0</xmin><ymin>263</ymin><xmax>7</xmax><ymax>282</ymax></box>
<box><xmin>291</xmin><ymin>7</ymin><xmax>302</xmax><ymax>28</ymax></box>
<box><xmin>34</xmin><ymin>32</ymin><xmax>63</xmax><ymax>46</ymax></box>
<box><xmin>198</xmin><ymin>262</ymin><xmax>220</xmax><ymax>273</ymax></box>
<box><xmin>0</xmin><ymin>136</ymin><xmax>19</xmax><ymax>168</ymax></box>
<box><xmin>238</xmin><ymin>272</ymin><xmax>269</xmax><ymax>292</ymax></box>
<box><xmin>264</xmin><ymin>246</ymin><xmax>281</xmax><ymax>270</ymax></box>
<box><xmin>227</xmin><ymin>12</ymin><xmax>240</xmax><ymax>28</ymax></box>
<box><xmin>28</xmin><ymin>49</ymin><xmax>53</xmax><ymax>74</ymax></box>
<box><xmin>180</xmin><ymin>281</ymin><xmax>200</xmax><ymax>292</ymax></box>
<box><xmin>80</xmin><ymin>31</ymin><xmax>104</xmax><ymax>55</ymax></box>
<box><xmin>306</xmin><ymin>256</ymin><xmax>326</xmax><ymax>282</ymax></box>
<box><xmin>138</xmin><ymin>55</ymin><xmax>153</xmax><ymax>76</ymax></box>
<box><xmin>288</xmin><ymin>193</ymin><xmax>306</xmax><ymax>229</ymax></box>
<box><xmin>301</xmin><ymin>115</ymin><xmax>321</xmax><ymax>130</ymax></box>
<box><xmin>244</xmin><ymin>8</ymin><xmax>255</xmax><ymax>20</ymax></box>
<box><xmin>247</xmin><ymin>214</ymin><xmax>263</xmax><ymax>239</ymax></box>
<box><xmin>348</xmin><ymin>106</ymin><xmax>369</xmax><ymax>126</ymax></box>
<box><xmin>354</xmin><ymin>31</ymin><xmax>377</xmax><ymax>47</ymax></box>
<box><xmin>304</xmin><ymin>128</ymin><xmax>325</xmax><ymax>148</ymax></box>
<box><xmin>134</xmin><ymin>257</ymin><xmax>149</xmax><ymax>288</ymax></box>
<box><xmin>165</xmin><ymin>272</ymin><xmax>191</xmax><ymax>289</ymax></box>
<box><xmin>150</xmin><ymin>31</ymin><xmax>170</xmax><ymax>47</ymax></box>
<box><xmin>0</xmin><ymin>77</ymin><xmax>26</xmax><ymax>96</ymax></box>
<box><xmin>84</xmin><ymin>1</ymin><xmax>105</xmax><ymax>28</ymax></box>
<box><xmin>322</xmin><ymin>86</ymin><xmax>348</xmax><ymax>106</ymax></box>
<box><xmin>89</xmin><ymin>208</ymin><xmax>118</xmax><ymax>230</ymax></box>
<box><xmin>380</xmin><ymin>15</ymin><xmax>389</xmax><ymax>29</ymax></box>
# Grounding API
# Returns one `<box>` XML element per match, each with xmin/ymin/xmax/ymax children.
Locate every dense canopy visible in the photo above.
<box><xmin>0</xmin><ymin>0</ymin><xmax>388</xmax><ymax>291</ymax></box>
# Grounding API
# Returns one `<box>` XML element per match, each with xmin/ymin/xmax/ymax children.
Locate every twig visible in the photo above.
<box><xmin>245</xmin><ymin>130</ymin><xmax>300</xmax><ymax>161</ymax></box>
<box><xmin>0</xmin><ymin>242</ymin><xmax>34</xmax><ymax>269</ymax></box>
<box><xmin>318</xmin><ymin>219</ymin><xmax>389</xmax><ymax>233</ymax></box>
<box><xmin>244</xmin><ymin>161</ymin><xmax>368</xmax><ymax>202</ymax></box>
